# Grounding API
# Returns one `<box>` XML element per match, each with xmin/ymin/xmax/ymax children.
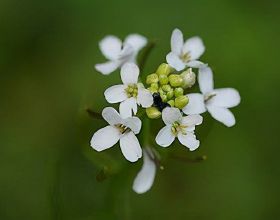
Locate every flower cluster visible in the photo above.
<box><xmin>90</xmin><ymin>29</ymin><xmax>241</xmax><ymax>194</ymax></box>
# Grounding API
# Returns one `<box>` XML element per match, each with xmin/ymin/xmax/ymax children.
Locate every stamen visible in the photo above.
<box><xmin>204</xmin><ymin>93</ymin><xmax>217</xmax><ymax>102</ymax></box>
<box><xmin>115</xmin><ymin>124</ymin><xmax>131</xmax><ymax>134</ymax></box>
<box><xmin>171</xmin><ymin>121</ymin><xmax>187</xmax><ymax>136</ymax></box>
<box><xmin>180</xmin><ymin>52</ymin><xmax>191</xmax><ymax>62</ymax></box>
<box><xmin>125</xmin><ymin>84</ymin><xmax>138</xmax><ymax>98</ymax></box>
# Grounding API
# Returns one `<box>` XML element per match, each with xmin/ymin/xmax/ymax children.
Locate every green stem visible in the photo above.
<box><xmin>85</xmin><ymin>107</ymin><xmax>103</xmax><ymax>120</ymax></box>
<box><xmin>170</xmin><ymin>154</ymin><xmax>207</xmax><ymax>163</ymax></box>
<box><xmin>138</xmin><ymin>40</ymin><xmax>156</xmax><ymax>78</ymax></box>
<box><xmin>139</xmin><ymin>116</ymin><xmax>150</xmax><ymax>148</ymax></box>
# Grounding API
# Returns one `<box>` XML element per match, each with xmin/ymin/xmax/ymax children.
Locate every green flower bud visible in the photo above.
<box><xmin>158</xmin><ymin>88</ymin><xmax>165</xmax><ymax>96</ymax></box>
<box><xmin>161</xmin><ymin>94</ymin><xmax>167</xmax><ymax>102</ymax></box>
<box><xmin>156</xmin><ymin>63</ymin><xmax>173</xmax><ymax>76</ymax></box>
<box><xmin>181</xmin><ymin>68</ymin><xmax>196</xmax><ymax>88</ymax></box>
<box><xmin>151</xmin><ymin>83</ymin><xmax>159</xmax><ymax>90</ymax></box>
<box><xmin>159</xmin><ymin>74</ymin><xmax>169</xmax><ymax>85</ymax></box>
<box><xmin>175</xmin><ymin>96</ymin><xmax>189</xmax><ymax>109</ymax></box>
<box><xmin>146</xmin><ymin>73</ymin><xmax>158</xmax><ymax>84</ymax></box>
<box><xmin>148</xmin><ymin>87</ymin><xmax>158</xmax><ymax>94</ymax></box>
<box><xmin>167</xmin><ymin>100</ymin><xmax>175</xmax><ymax>107</ymax></box>
<box><xmin>166</xmin><ymin>89</ymin><xmax>174</xmax><ymax>99</ymax></box>
<box><xmin>162</xmin><ymin>84</ymin><xmax>172</xmax><ymax>92</ymax></box>
<box><xmin>169</xmin><ymin>74</ymin><xmax>183</xmax><ymax>87</ymax></box>
<box><xmin>174</xmin><ymin>87</ymin><xmax>184</xmax><ymax>97</ymax></box>
<box><xmin>146</xmin><ymin>107</ymin><xmax>161</xmax><ymax>119</ymax></box>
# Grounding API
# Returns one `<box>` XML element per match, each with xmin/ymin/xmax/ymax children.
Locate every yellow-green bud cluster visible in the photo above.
<box><xmin>125</xmin><ymin>84</ymin><xmax>138</xmax><ymax>98</ymax></box>
<box><xmin>146</xmin><ymin>63</ymin><xmax>189</xmax><ymax>110</ymax></box>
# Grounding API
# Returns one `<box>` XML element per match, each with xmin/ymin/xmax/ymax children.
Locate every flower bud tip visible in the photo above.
<box><xmin>156</xmin><ymin>63</ymin><xmax>173</xmax><ymax>76</ymax></box>
<box><xmin>146</xmin><ymin>107</ymin><xmax>162</xmax><ymax>119</ymax></box>
<box><xmin>181</xmin><ymin>68</ymin><xmax>196</xmax><ymax>89</ymax></box>
<box><xmin>169</xmin><ymin>74</ymin><xmax>183</xmax><ymax>87</ymax></box>
<box><xmin>174</xmin><ymin>96</ymin><xmax>189</xmax><ymax>109</ymax></box>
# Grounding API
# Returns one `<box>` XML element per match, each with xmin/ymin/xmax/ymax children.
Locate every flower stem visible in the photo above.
<box><xmin>85</xmin><ymin>107</ymin><xmax>103</xmax><ymax>120</ymax></box>
<box><xmin>139</xmin><ymin>116</ymin><xmax>150</xmax><ymax>148</ymax></box>
<box><xmin>138</xmin><ymin>40</ymin><xmax>156</xmax><ymax>74</ymax></box>
<box><xmin>170</xmin><ymin>154</ymin><xmax>207</xmax><ymax>163</ymax></box>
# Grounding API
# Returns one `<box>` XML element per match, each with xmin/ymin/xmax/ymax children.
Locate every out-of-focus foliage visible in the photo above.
<box><xmin>0</xmin><ymin>0</ymin><xmax>280</xmax><ymax>219</ymax></box>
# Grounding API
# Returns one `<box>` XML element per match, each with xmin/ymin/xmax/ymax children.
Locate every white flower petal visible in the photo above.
<box><xmin>99</xmin><ymin>36</ymin><xmax>122</xmax><ymax>60</ymax></box>
<box><xmin>123</xmin><ymin>117</ymin><xmax>142</xmax><ymax>134</ymax></box>
<box><xmin>133</xmin><ymin>149</ymin><xmax>156</xmax><ymax>194</ymax></box>
<box><xmin>95</xmin><ymin>61</ymin><xmax>120</xmax><ymax>75</ymax></box>
<box><xmin>120</xmin><ymin>132</ymin><xmax>142</xmax><ymax>162</ymax></box>
<box><xmin>183</xmin><ymin>36</ymin><xmax>205</xmax><ymax>60</ymax></box>
<box><xmin>171</xmin><ymin>28</ymin><xmax>184</xmax><ymax>55</ymax></box>
<box><xmin>102</xmin><ymin>107</ymin><xmax>123</xmax><ymax>125</ymax></box>
<box><xmin>210</xmin><ymin>88</ymin><xmax>241</xmax><ymax>108</ymax></box>
<box><xmin>120</xmin><ymin>63</ymin><xmax>139</xmax><ymax>84</ymax></box>
<box><xmin>124</xmin><ymin>34</ymin><xmax>147</xmax><ymax>52</ymax></box>
<box><xmin>186</xmin><ymin>60</ymin><xmax>206</xmax><ymax>68</ymax></box>
<box><xmin>207</xmin><ymin>105</ymin><xmax>236</xmax><ymax>127</ymax></box>
<box><xmin>137</xmin><ymin>88</ymin><xmax>153</xmax><ymax>108</ymax></box>
<box><xmin>182</xmin><ymin>114</ymin><xmax>203</xmax><ymax>127</ymax></box>
<box><xmin>155</xmin><ymin>125</ymin><xmax>175</xmax><ymax>147</ymax></box>
<box><xmin>162</xmin><ymin>107</ymin><xmax>182</xmax><ymax>125</ymax></box>
<box><xmin>198</xmin><ymin>66</ymin><xmax>214</xmax><ymax>94</ymax></box>
<box><xmin>178</xmin><ymin>132</ymin><xmax>200</xmax><ymax>151</ymax></box>
<box><xmin>119</xmin><ymin>97</ymin><xmax>138</xmax><ymax>118</ymax></box>
<box><xmin>182</xmin><ymin>93</ymin><xmax>206</xmax><ymax>115</ymax></box>
<box><xmin>119</xmin><ymin>44</ymin><xmax>134</xmax><ymax>62</ymax></box>
<box><xmin>90</xmin><ymin>126</ymin><xmax>120</xmax><ymax>151</ymax></box>
<box><xmin>166</xmin><ymin>52</ymin><xmax>186</xmax><ymax>71</ymax></box>
<box><xmin>186</xmin><ymin>126</ymin><xmax>195</xmax><ymax>132</ymax></box>
<box><xmin>104</xmin><ymin>85</ymin><xmax>127</xmax><ymax>103</ymax></box>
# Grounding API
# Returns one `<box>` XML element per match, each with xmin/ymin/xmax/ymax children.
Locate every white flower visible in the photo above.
<box><xmin>182</xmin><ymin>67</ymin><xmax>241</xmax><ymax>127</ymax></box>
<box><xmin>90</xmin><ymin>107</ymin><xmax>142</xmax><ymax>162</ymax></box>
<box><xmin>133</xmin><ymin>148</ymin><xmax>156</xmax><ymax>194</ymax></box>
<box><xmin>166</xmin><ymin>28</ymin><xmax>206</xmax><ymax>71</ymax></box>
<box><xmin>104</xmin><ymin>63</ymin><xmax>153</xmax><ymax>118</ymax></box>
<box><xmin>95</xmin><ymin>34</ymin><xmax>147</xmax><ymax>75</ymax></box>
<box><xmin>156</xmin><ymin>107</ymin><xmax>203</xmax><ymax>151</ymax></box>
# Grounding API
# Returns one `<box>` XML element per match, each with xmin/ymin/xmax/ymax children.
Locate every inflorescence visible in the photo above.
<box><xmin>90</xmin><ymin>28</ymin><xmax>241</xmax><ymax>194</ymax></box>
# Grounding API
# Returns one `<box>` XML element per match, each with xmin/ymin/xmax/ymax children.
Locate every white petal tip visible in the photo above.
<box><xmin>132</xmin><ymin>149</ymin><xmax>156</xmax><ymax>194</ymax></box>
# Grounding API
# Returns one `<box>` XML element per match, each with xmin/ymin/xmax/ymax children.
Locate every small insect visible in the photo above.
<box><xmin>152</xmin><ymin>93</ymin><xmax>170</xmax><ymax>111</ymax></box>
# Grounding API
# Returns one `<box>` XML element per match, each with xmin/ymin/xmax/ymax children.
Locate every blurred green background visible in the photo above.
<box><xmin>1</xmin><ymin>0</ymin><xmax>280</xmax><ymax>219</ymax></box>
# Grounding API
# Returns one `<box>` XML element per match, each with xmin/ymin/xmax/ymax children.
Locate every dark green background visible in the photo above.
<box><xmin>1</xmin><ymin>0</ymin><xmax>279</xmax><ymax>219</ymax></box>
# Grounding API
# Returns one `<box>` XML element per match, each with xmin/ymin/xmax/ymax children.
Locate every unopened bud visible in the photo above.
<box><xmin>146</xmin><ymin>73</ymin><xmax>159</xmax><ymax>84</ymax></box>
<box><xmin>158</xmin><ymin>88</ymin><xmax>165</xmax><ymax>96</ymax></box>
<box><xmin>146</xmin><ymin>107</ymin><xmax>161</xmax><ymax>119</ymax></box>
<box><xmin>181</xmin><ymin>68</ymin><xmax>196</xmax><ymax>88</ymax></box>
<box><xmin>161</xmin><ymin>94</ymin><xmax>167</xmax><ymax>102</ymax></box>
<box><xmin>162</xmin><ymin>84</ymin><xmax>172</xmax><ymax>92</ymax></box>
<box><xmin>175</xmin><ymin>96</ymin><xmax>189</xmax><ymax>109</ymax></box>
<box><xmin>169</xmin><ymin>74</ymin><xmax>183</xmax><ymax>87</ymax></box>
<box><xmin>167</xmin><ymin>100</ymin><xmax>175</xmax><ymax>107</ymax></box>
<box><xmin>159</xmin><ymin>74</ymin><xmax>169</xmax><ymax>85</ymax></box>
<box><xmin>156</xmin><ymin>63</ymin><xmax>173</xmax><ymax>76</ymax></box>
<box><xmin>174</xmin><ymin>87</ymin><xmax>184</xmax><ymax>97</ymax></box>
<box><xmin>151</xmin><ymin>83</ymin><xmax>159</xmax><ymax>90</ymax></box>
<box><xmin>166</xmin><ymin>89</ymin><xmax>174</xmax><ymax>99</ymax></box>
<box><xmin>148</xmin><ymin>87</ymin><xmax>158</xmax><ymax>94</ymax></box>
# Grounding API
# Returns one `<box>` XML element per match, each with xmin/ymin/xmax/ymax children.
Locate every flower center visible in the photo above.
<box><xmin>125</xmin><ymin>84</ymin><xmax>138</xmax><ymax>98</ymax></box>
<box><xmin>171</xmin><ymin>121</ymin><xmax>187</xmax><ymax>136</ymax></box>
<box><xmin>204</xmin><ymin>92</ymin><xmax>216</xmax><ymax>103</ymax></box>
<box><xmin>180</xmin><ymin>52</ymin><xmax>191</xmax><ymax>63</ymax></box>
<box><xmin>115</xmin><ymin>124</ymin><xmax>131</xmax><ymax>134</ymax></box>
